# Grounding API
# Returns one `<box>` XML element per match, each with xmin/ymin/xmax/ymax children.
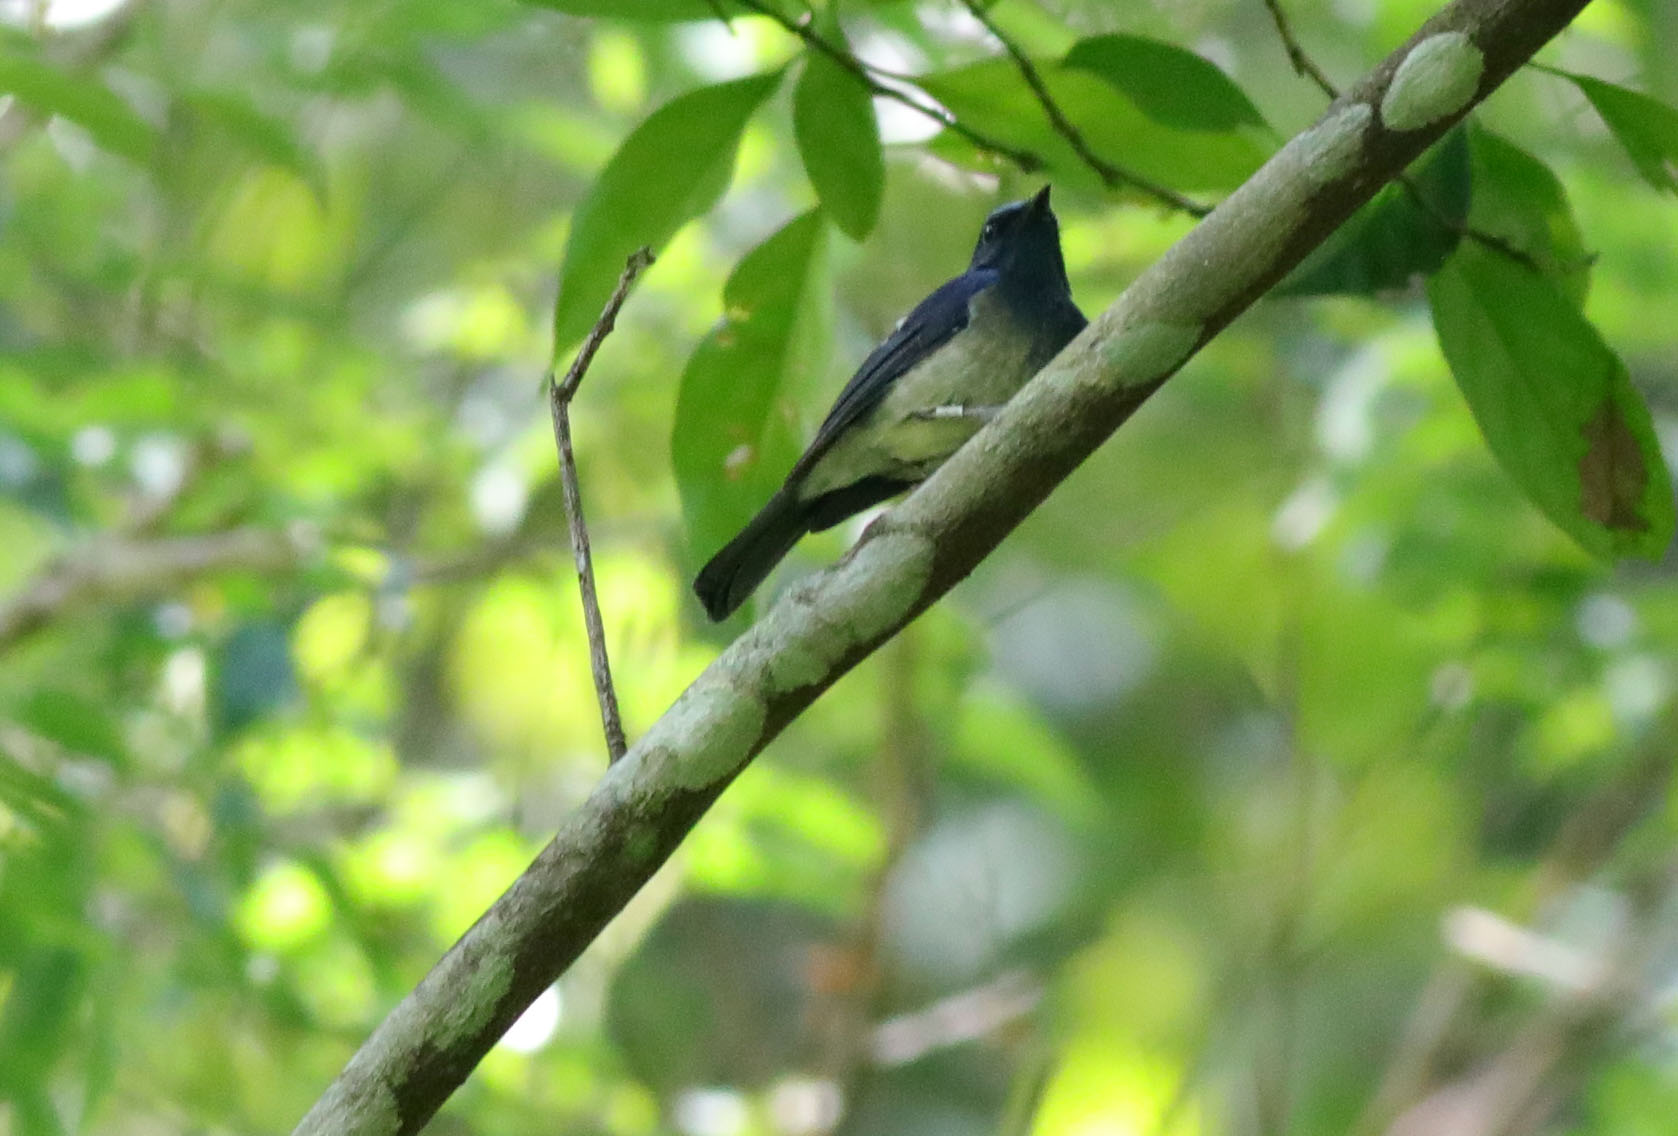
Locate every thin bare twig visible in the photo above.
<box><xmin>958</xmin><ymin>0</ymin><xmax>1211</xmax><ymax>216</ymax></box>
<box><xmin>547</xmin><ymin>248</ymin><xmax>653</xmax><ymax>765</ymax></box>
<box><xmin>729</xmin><ymin>0</ymin><xmax>1046</xmax><ymax>175</ymax></box>
<box><xmin>731</xmin><ymin>0</ymin><xmax>1207</xmax><ymax>216</ymax></box>
<box><xmin>1260</xmin><ymin>0</ymin><xmax>1340</xmax><ymax>99</ymax></box>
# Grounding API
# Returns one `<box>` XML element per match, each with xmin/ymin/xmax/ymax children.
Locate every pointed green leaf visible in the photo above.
<box><xmin>1466</xmin><ymin>126</ymin><xmax>1590</xmax><ymax>304</ymax></box>
<box><xmin>1566</xmin><ymin>73</ymin><xmax>1678</xmax><ymax>194</ymax></box>
<box><xmin>674</xmin><ymin>211</ymin><xmax>829</xmax><ymax>586</ymax></box>
<box><xmin>1428</xmin><ymin>244</ymin><xmax>1674</xmax><ymax>560</ymax></box>
<box><xmin>1278</xmin><ymin>127</ymin><xmax>1469</xmax><ymax>296</ymax></box>
<box><xmin>15</xmin><ymin>689</ymin><xmax>127</xmax><ymax>766</ymax></box>
<box><xmin>0</xmin><ymin>749</ymin><xmax>81</xmax><ymax>835</ymax></box>
<box><xmin>918</xmin><ymin>58</ymin><xmax>1271</xmax><ymax>196</ymax></box>
<box><xmin>0</xmin><ymin>46</ymin><xmax>156</xmax><ymax>164</ymax></box>
<box><xmin>793</xmin><ymin>47</ymin><xmax>883</xmax><ymax>240</ymax></box>
<box><xmin>551</xmin><ymin>71</ymin><xmax>781</xmax><ymax>352</ymax></box>
<box><xmin>1062</xmin><ymin>34</ymin><xmax>1268</xmax><ymax>133</ymax></box>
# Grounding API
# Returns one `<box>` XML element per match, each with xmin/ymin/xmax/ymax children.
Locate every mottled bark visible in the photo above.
<box><xmin>294</xmin><ymin>0</ymin><xmax>1593</xmax><ymax>1130</ymax></box>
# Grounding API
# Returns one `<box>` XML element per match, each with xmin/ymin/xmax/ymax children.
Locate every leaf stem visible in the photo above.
<box><xmin>729</xmin><ymin>0</ymin><xmax>1045</xmax><ymax>172</ymax></box>
<box><xmin>957</xmin><ymin>0</ymin><xmax>1211</xmax><ymax>216</ymax></box>
<box><xmin>1260</xmin><ymin>0</ymin><xmax>1341</xmax><ymax>100</ymax></box>
<box><xmin>729</xmin><ymin>0</ymin><xmax>1208</xmax><ymax>216</ymax></box>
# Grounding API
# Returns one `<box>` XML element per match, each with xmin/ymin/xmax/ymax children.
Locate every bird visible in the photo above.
<box><xmin>694</xmin><ymin>185</ymin><xmax>1087</xmax><ymax>622</ymax></box>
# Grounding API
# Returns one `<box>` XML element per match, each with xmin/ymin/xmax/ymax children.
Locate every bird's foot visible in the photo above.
<box><xmin>910</xmin><ymin>403</ymin><xmax>1003</xmax><ymax>423</ymax></box>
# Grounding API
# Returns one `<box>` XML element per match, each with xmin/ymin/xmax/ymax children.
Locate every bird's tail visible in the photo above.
<box><xmin>694</xmin><ymin>489</ymin><xmax>811</xmax><ymax>622</ymax></box>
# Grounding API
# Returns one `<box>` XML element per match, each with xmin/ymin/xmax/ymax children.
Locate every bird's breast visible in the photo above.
<box><xmin>799</xmin><ymin>290</ymin><xmax>1055</xmax><ymax>497</ymax></box>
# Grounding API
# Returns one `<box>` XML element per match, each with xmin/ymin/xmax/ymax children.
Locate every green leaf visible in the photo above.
<box><xmin>0</xmin><ymin>750</ymin><xmax>81</xmax><ymax>835</ymax></box>
<box><xmin>1428</xmin><ymin>244</ymin><xmax>1674</xmax><ymax>560</ymax></box>
<box><xmin>551</xmin><ymin>70</ymin><xmax>781</xmax><ymax>351</ymax></box>
<box><xmin>1278</xmin><ymin>127</ymin><xmax>1469</xmax><ymax>297</ymax></box>
<box><xmin>521</xmin><ymin>0</ymin><xmax>902</xmax><ymax>22</ymax></box>
<box><xmin>918</xmin><ymin>57</ymin><xmax>1271</xmax><ymax>196</ymax></box>
<box><xmin>0</xmin><ymin>948</ymin><xmax>89</xmax><ymax>1099</ymax></box>
<box><xmin>0</xmin><ymin>46</ymin><xmax>156</xmax><ymax>164</ymax></box>
<box><xmin>1062</xmin><ymin>34</ymin><xmax>1268</xmax><ymax>133</ymax></box>
<box><xmin>793</xmin><ymin>45</ymin><xmax>883</xmax><ymax>240</ymax></box>
<box><xmin>674</xmin><ymin>211</ymin><xmax>828</xmax><ymax>589</ymax></box>
<box><xmin>13</xmin><ymin>690</ymin><xmax>127</xmax><ymax>766</ymax></box>
<box><xmin>1566</xmin><ymin>72</ymin><xmax>1678</xmax><ymax>194</ymax></box>
<box><xmin>521</xmin><ymin>0</ymin><xmax>726</xmax><ymax>19</ymax></box>
<box><xmin>1467</xmin><ymin>126</ymin><xmax>1590</xmax><ymax>303</ymax></box>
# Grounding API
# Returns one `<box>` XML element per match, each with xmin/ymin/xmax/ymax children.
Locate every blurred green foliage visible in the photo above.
<box><xmin>1</xmin><ymin>1</ymin><xmax>1677</xmax><ymax>1135</ymax></box>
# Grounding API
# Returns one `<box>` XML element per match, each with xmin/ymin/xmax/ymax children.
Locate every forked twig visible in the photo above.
<box><xmin>957</xmin><ymin>0</ymin><xmax>1211</xmax><ymax>216</ymax></box>
<box><xmin>728</xmin><ymin>0</ymin><xmax>1046</xmax><ymax>175</ymax></box>
<box><xmin>727</xmin><ymin>0</ymin><xmax>1209</xmax><ymax>217</ymax></box>
<box><xmin>547</xmin><ymin>248</ymin><xmax>654</xmax><ymax>764</ymax></box>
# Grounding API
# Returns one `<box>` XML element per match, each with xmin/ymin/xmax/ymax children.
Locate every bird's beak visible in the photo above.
<box><xmin>1028</xmin><ymin>185</ymin><xmax>1052</xmax><ymax>214</ymax></box>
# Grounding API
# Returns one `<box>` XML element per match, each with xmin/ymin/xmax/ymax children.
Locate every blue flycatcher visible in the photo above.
<box><xmin>695</xmin><ymin>186</ymin><xmax>1086</xmax><ymax>621</ymax></box>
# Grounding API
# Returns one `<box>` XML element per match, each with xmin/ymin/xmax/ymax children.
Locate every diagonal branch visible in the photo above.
<box><xmin>0</xmin><ymin>527</ymin><xmax>316</xmax><ymax>652</ymax></box>
<box><xmin>294</xmin><ymin>0</ymin><xmax>1596</xmax><ymax>1131</ymax></box>
<box><xmin>956</xmin><ymin>0</ymin><xmax>1212</xmax><ymax>216</ymax></box>
<box><xmin>1262</xmin><ymin>0</ymin><xmax>1547</xmax><ymax>271</ymax></box>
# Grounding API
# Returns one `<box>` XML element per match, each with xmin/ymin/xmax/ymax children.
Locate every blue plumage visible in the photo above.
<box><xmin>695</xmin><ymin>186</ymin><xmax>1086</xmax><ymax>621</ymax></box>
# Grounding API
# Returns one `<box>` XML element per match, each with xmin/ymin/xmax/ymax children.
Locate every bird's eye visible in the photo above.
<box><xmin>981</xmin><ymin>222</ymin><xmax>996</xmax><ymax>240</ymax></box>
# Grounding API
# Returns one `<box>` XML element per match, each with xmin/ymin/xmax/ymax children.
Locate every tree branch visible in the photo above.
<box><xmin>293</xmin><ymin>1</ymin><xmax>1595</xmax><ymax>1130</ymax></box>
<box><xmin>0</xmin><ymin>526</ymin><xmax>317</xmax><ymax>653</ymax></box>
<box><xmin>957</xmin><ymin>0</ymin><xmax>1211</xmax><ymax>216</ymax></box>
<box><xmin>547</xmin><ymin>248</ymin><xmax>654</xmax><ymax>765</ymax></box>
<box><xmin>1262</xmin><ymin>0</ymin><xmax>1546</xmax><ymax>271</ymax></box>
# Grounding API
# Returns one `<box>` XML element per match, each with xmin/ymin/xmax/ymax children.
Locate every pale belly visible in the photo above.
<box><xmin>798</xmin><ymin>296</ymin><xmax>1045</xmax><ymax>499</ymax></box>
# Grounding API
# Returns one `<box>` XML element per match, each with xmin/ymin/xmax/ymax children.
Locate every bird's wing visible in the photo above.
<box><xmin>788</xmin><ymin>269</ymin><xmax>998</xmax><ymax>483</ymax></box>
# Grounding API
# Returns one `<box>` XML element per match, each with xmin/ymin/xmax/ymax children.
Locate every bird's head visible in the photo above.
<box><xmin>967</xmin><ymin>186</ymin><xmax>1069</xmax><ymax>293</ymax></box>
